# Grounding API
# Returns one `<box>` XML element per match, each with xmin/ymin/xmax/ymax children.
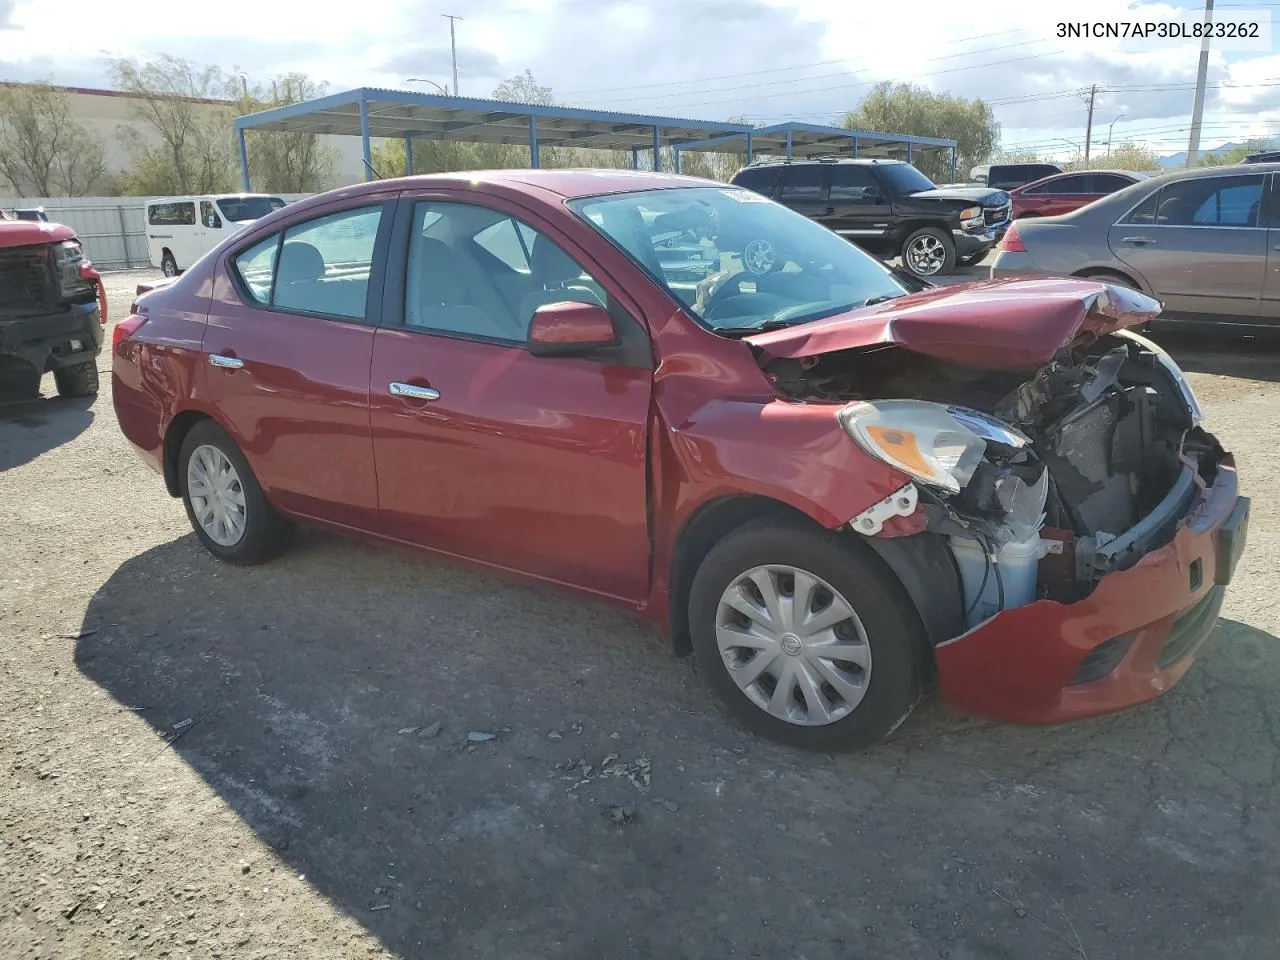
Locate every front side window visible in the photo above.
<box><xmin>828</xmin><ymin>164</ymin><xmax>880</xmax><ymax>202</ymax></box>
<box><xmin>876</xmin><ymin>163</ymin><xmax>935</xmax><ymax>195</ymax></box>
<box><xmin>404</xmin><ymin>202</ymin><xmax>606</xmax><ymax>343</ymax></box>
<box><xmin>570</xmin><ymin>186</ymin><xmax>911</xmax><ymax>335</ymax></box>
<box><xmin>200</xmin><ymin>200</ymin><xmax>222</xmax><ymax>229</ymax></box>
<box><xmin>240</xmin><ymin>205</ymin><xmax>384</xmax><ymax>319</ymax></box>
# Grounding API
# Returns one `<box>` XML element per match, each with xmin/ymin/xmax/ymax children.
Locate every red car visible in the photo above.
<box><xmin>112</xmin><ymin>170</ymin><xmax>1247</xmax><ymax>750</ymax></box>
<box><xmin>1011</xmin><ymin>170</ymin><xmax>1148</xmax><ymax>220</ymax></box>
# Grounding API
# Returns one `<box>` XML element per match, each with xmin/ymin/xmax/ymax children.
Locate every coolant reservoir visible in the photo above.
<box><xmin>949</xmin><ymin>534</ymin><xmax>1048</xmax><ymax>628</ymax></box>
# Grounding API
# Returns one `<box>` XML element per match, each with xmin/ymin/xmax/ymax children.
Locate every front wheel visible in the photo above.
<box><xmin>901</xmin><ymin>227</ymin><xmax>955</xmax><ymax>278</ymax></box>
<box><xmin>689</xmin><ymin>520</ymin><xmax>929</xmax><ymax>750</ymax></box>
<box><xmin>179</xmin><ymin>420</ymin><xmax>289</xmax><ymax>564</ymax></box>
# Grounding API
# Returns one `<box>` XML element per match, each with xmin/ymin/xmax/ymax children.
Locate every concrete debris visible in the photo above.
<box><xmin>418</xmin><ymin>721</ymin><xmax>442</xmax><ymax>738</ymax></box>
<box><xmin>466</xmin><ymin>731</ymin><xmax>497</xmax><ymax>743</ymax></box>
<box><xmin>557</xmin><ymin>753</ymin><xmax>651</xmax><ymax>791</ymax></box>
<box><xmin>606</xmin><ymin>805</ymin><xmax>636</xmax><ymax>826</ymax></box>
<box><xmin>397</xmin><ymin>727</ymin><xmax>418</xmax><ymax>736</ymax></box>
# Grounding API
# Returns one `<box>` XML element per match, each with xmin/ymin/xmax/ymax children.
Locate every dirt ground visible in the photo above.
<box><xmin>2</xmin><ymin>267</ymin><xmax>1279</xmax><ymax>959</ymax></box>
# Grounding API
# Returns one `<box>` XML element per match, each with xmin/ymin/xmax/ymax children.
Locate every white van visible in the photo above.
<box><xmin>145</xmin><ymin>194</ymin><xmax>287</xmax><ymax>276</ymax></box>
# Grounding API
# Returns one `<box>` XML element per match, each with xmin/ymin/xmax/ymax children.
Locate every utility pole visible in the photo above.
<box><xmin>442</xmin><ymin>14</ymin><xmax>462</xmax><ymax>96</ymax></box>
<box><xmin>1187</xmin><ymin>0</ymin><xmax>1215</xmax><ymax>166</ymax></box>
<box><xmin>1083</xmin><ymin>83</ymin><xmax>1098</xmax><ymax>162</ymax></box>
<box><xmin>1107</xmin><ymin>114</ymin><xmax>1125</xmax><ymax>157</ymax></box>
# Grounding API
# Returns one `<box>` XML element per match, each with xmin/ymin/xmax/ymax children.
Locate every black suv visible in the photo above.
<box><xmin>730</xmin><ymin>158</ymin><xmax>1011</xmax><ymax>277</ymax></box>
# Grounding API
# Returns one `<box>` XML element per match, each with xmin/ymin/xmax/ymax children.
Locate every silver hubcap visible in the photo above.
<box><xmin>715</xmin><ymin>564</ymin><xmax>872</xmax><ymax>726</ymax></box>
<box><xmin>186</xmin><ymin>444</ymin><xmax>247</xmax><ymax>547</ymax></box>
<box><xmin>906</xmin><ymin>235</ymin><xmax>946</xmax><ymax>275</ymax></box>
<box><xmin>742</xmin><ymin>238</ymin><xmax>776</xmax><ymax>275</ymax></box>
<box><xmin>163</xmin><ymin>258</ymin><xmax>177</xmax><ymax>277</ymax></box>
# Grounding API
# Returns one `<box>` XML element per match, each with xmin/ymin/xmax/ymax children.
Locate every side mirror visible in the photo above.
<box><xmin>527</xmin><ymin>301</ymin><xmax>617</xmax><ymax>357</ymax></box>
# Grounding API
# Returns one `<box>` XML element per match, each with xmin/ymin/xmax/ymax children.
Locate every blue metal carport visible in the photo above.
<box><xmin>233</xmin><ymin>87</ymin><xmax>756</xmax><ymax>188</ymax></box>
<box><xmin>673</xmin><ymin>121</ymin><xmax>960</xmax><ymax>180</ymax></box>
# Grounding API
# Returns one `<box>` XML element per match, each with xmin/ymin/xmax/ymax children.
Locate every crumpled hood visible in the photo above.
<box><xmin>0</xmin><ymin>220</ymin><xmax>77</xmax><ymax>247</ymax></box>
<box><xmin>745</xmin><ymin>277</ymin><xmax>1163</xmax><ymax>370</ymax></box>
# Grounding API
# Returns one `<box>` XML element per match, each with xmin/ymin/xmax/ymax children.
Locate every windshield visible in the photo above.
<box><xmin>876</xmin><ymin>164</ymin><xmax>936</xmax><ymax>194</ymax></box>
<box><xmin>216</xmin><ymin>197</ymin><xmax>285</xmax><ymax>222</ymax></box>
<box><xmin>568</xmin><ymin>187</ymin><xmax>911</xmax><ymax>334</ymax></box>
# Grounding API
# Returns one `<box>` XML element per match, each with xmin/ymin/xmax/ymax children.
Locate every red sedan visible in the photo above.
<box><xmin>112</xmin><ymin>170</ymin><xmax>1246</xmax><ymax>750</ymax></box>
<box><xmin>1011</xmin><ymin>169</ymin><xmax>1148</xmax><ymax>219</ymax></box>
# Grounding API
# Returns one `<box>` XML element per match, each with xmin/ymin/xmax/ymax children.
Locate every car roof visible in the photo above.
<box><xmin>1141</xmin><ymin>162</ymin><xmax>1280</xmax><ymax>183</ymax></box>
<box><xmin>146</xmin><ymin>193</ymin><xmax>282</xmax><ymax>204</ymax></box>
<box><xmin>342</xmin><ymin>169</ymin><xmax>714</xmax><ymax>201</ymax></box>
<box><xmin>741</xmin><ymin>157</ymin><xmax>906</xmax><ymax>168</ymax></box>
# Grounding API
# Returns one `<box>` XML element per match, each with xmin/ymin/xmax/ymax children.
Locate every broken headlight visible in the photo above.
<box><xmin>52</xmin><ymin>240</ymin><xmax>94</xmax><ymax>300</ymax></box>
<box><xmin>838</xmin><ymin>400</ymin><xmax>987</xmax><ymax>494</ymax></box>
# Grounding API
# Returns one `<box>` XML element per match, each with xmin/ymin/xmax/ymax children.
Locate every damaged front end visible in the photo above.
<box><xmin>753</xmin><ymin>280</ymin><xmax>1249</xmax><ymax>722</ymax></box>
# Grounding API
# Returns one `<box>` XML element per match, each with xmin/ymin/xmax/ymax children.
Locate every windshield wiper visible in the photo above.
<box><xmin>861</xmin><ymin>294</ymin><xmax>900</xmax><ymax>308</ymax></box>
<box><xmin>719</xmin><ymin>318</ymin><xmax>797</xmax><ymax>337</ymax></box>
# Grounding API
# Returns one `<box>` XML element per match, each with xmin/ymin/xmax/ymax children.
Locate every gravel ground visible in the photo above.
<box><xmin>2</xmin><ymin>268</ymin><xmax>1278</xmax><ymax>959</ymax></box>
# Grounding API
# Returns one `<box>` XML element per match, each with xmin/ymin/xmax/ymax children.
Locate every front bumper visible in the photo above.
<box><xmin>0</xmin><ymin>300</ymin><xmax>103</xmax><ymax>373</ymax></box>
<box><xmin>935</xmin><ymin>457</ymin><xmax>1246</xmax><ymax>724</ymax></box>
<box><xmin>954</xmin><ymin>222</ymin><xmax>1008</xmax><ymax>258</ymax></box>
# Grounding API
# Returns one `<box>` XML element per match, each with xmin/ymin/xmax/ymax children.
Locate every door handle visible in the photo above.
<box><xmin>208</xmin><ymin>354</ymin><xmax>243</xmax><ymax>369</ymax></box>
<box><xmin>389</xmin><ymin>382</ymin><xmax>440</xmax><ymax>401</ymax></box>
<box><xmin>1121</xmin><ymin>236</ymin><xmax>1155</xmax><ymax>245</ymax></box>
<box><xmin>822</xmin><ymin>207</ymin><xmax>835</xmax><ymax>216</ymax></box>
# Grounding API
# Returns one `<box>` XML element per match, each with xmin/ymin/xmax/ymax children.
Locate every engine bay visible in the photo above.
<box><xmin>761</xmin><ymin>331</ymin><xmax>1223</xmax><ymax>616</ymax></box>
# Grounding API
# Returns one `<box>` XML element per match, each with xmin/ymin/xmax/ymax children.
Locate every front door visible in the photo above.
<box><xmin>826</xmin><ymin>163</ymin><xmax>895</xmax><ymax>244</ymax></box>
<box><xmin>368</xmin><ymin>197</ymin><xmax>653</xmax><ymax>601</ymax></box>
<box><xmin>775</xmin><ymin>164</ymin><xmax>832</xmax><ymax>226</ymax></box>
<box><xmin>201</xmin><ymin>198</ymin><xmax>394</xmax><ymax>528</ymax></box>
<box><xmin>1109</xmin><ymin>172</ymin><xmax>1266</xmax><ymax>322</ymax></box>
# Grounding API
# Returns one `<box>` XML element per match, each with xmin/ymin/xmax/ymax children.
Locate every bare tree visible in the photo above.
<box><xmin>0</xmin><ymin>83</ymin><xmax>109</xmax><ymax>196</ymax></box>
<box><xmin>492</xmin><ymin>69</ymin><xmax>554</xmax><ymax>106</ymax></box>
<box><xmin>110</xmin><ymin>56</ymin><xmax>237</xmax><ymax>195</ymax></box>
<box><xmin>237</xmin><ymin>74</ymin><xmax>337</xmax><ymax>192</ymax></box>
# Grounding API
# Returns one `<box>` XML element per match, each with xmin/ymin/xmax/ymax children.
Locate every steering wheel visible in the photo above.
<box><xmin>702</xmin><ymin>275</ymin><xmax>752</xmax><ymax>318</ymax></box>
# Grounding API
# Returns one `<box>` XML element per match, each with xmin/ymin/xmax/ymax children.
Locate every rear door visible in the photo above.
<box><xmin>826</xmin><ymin>163</ymin><xmax>894</xmax><ymax>242</ymax></box>
<box><xmin>201</xmin><ymin>196</ymin><xmax>394</xmax><ymax>528</ymax></box>
<box><xmin>774</xmin><ymin>164</ymin><xmax>831</xmax><ymax>224</ymax></box>
<box><xmin>1109</xmin><ymin>172</ymin><xmax>1266</xmax><ymax>321</ymax></box>
<box><xmin>367</xmin><ymin>195</ymin><xmax>654</xmax><ymax>601</ymax></box>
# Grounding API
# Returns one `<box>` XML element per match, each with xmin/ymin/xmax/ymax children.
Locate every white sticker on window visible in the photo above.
<box><xmin>721</xmin><ymin>189</ymin><xmax>770</xmax><ymax>203</ymax></box>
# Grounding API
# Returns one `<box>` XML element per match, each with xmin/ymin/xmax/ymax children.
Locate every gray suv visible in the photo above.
<box><xmin>990</xmin><ymin>163</ymin><xmax>1277</xmax><ymax>330</ymax></box>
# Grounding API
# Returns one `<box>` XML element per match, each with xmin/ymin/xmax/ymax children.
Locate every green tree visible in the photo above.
<box><xmin>1196</xmin><ymin>139</ymin><xmax>1270</xmax><ymax>167</ymax></box>
<box><xmin>1071</xmin><ymin>143</ymin><xmax>1161</xmax><ymax>172</ymax></box>
<box><xmin>109</xmin><ymin>55</ymin><xmax>237</xmax><ymax>195</ymax></box>
<box><xmin>0</xmin><ymin>83</ymin><xmax>109</xmax><ymax>196</ymax></box>
<box><xmin>846</xmin><ymin>82</ymin><xmax>998</xmax><ymax>182</ymax></box>
<box><xmin>236</xmin><ymin>74</ymin><xmax>337</xmax><ymax>192</ymax></box>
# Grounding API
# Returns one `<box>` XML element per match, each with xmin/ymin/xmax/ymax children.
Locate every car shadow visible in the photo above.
<box><xmin>0</xmin><ymin>394</ymin><xmax>96</xmax><ymax>472</ymax></box>
<box><xmin>74</xmin><ymin>531</ymin><xmax>1280</xmax><ymax>958</ymax></box>
<box><xmin>1152</xmin><ymin>327</ymin><xmax>1280</xmax><ymax>383</ymax></box>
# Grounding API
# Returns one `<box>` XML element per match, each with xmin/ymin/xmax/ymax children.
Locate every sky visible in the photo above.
<box><xmin>3</xmin><ymin>0</ymin><xmax>1280</xmax><ymax>161</ymax></box>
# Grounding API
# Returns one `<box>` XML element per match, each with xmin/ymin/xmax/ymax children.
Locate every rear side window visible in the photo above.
<box><xmin>148</xmin><ymin>202</ymin><xmax>196</xmax><ymax>226</ymax></box>
<box><xmin>733</xmin><ymin>166</ymin><xmax>782</xmax><ymax>197</ymax></box>
<box><xmin>233</xmin><ymin>235</ymin><xmax>279</xmax><ymax>304</ymax></box>
<box><xmin>777</xmin><ymin>165</ymin><xmax>827</xmax><ymax>202</ymax></box>
<box><xmin>272</xmin><ymin>206</ymin><xmax>384</xmax><ymax>319</ymax></box>
<box><xmin>1122</xmin><ymin>191</ymin><xmax>1161</xmax><ymax>225</ymax></box>
<box><xmin>1091</xmin><ymin>174</ymin><xmax>1134</xmax><ymax>193</ymax></box>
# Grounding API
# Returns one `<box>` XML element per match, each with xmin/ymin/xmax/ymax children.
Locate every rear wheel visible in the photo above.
<box><xmin>161</xmin><ymin>251</ymin><xmax>178</xmax><ymax>277</ymax></box>
<box><xmin>53</xmin><ymin>360</ymin><xmax>99</xmax><ymax>397</ymax></box>
<box><xmin>689</xmin><ymin>520</ymin><xmax>929</xmax><ymax>750</ymax></box>
<box><xmin>901</xmin><ymin>226</ymin><xmax>955</xmax><ymax>278</ymax></box>
<box><xmin>1080</xmin><ymin>270</ymin><xmax>1139</xmax><ymax>290</ymax></box>
<box><xmin>179</xmin><ymin>420</ymin><xmax>289</xmax><ymax>564</ymax></box>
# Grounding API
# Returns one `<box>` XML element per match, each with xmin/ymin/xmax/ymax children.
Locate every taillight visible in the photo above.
<box><xmin>113</xmin><ymin>314</ymin><xmax>147</xmax><ymax>350</ymax></box>
<box><xmin>998</xmin><ymin>222</ymin><xmax>1026</xmax><ymax>253</ymax></box>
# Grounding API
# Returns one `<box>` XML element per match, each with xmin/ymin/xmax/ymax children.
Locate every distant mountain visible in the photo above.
<box><xmin>1158</xmin><ymin>138</ymin><xmax>1280</xmax><ymax>168</ymax></box>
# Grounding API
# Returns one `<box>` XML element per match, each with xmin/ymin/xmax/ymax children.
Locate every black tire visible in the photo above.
<box><xmin>161</xmin><ymin>251</ymin><xmax>179</xmax><ymax>277</ymax></box>
<box><xmin>178</xmin><ymin>419</ymin><xmax>289</xmax><ymax>565</ymax></box>
<box><xmin>689</xmin><ymin>520</ymin><xmax>930</xmax><ymax>751</ymax></box>
<box><xmin>901</xmin><ymin>226</ymin><xmax>956</xmax><ymax>278</ymax></box>
<box><xmin>53</xmin><ymin>360</ymin><xmax>99</xmax><ymax>397</ymax></box>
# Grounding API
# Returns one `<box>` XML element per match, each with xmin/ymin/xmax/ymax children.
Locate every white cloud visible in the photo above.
<box><xmin>1</xmin><ymin>0</ymin><xmax>1275</xmax><ymax>160</ymax></box>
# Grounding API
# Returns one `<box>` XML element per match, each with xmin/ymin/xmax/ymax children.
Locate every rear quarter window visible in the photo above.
<box><xmin>732</xmin><ymin>166</ymin><xmax>782</xmax><ymax>197</ymax></box>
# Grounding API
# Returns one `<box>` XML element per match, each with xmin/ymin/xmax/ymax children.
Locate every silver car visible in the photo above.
<box><xmin>990</xmin><ymin>163</ymin><xmax>1278</xmax><ymax>329</ymax></box>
